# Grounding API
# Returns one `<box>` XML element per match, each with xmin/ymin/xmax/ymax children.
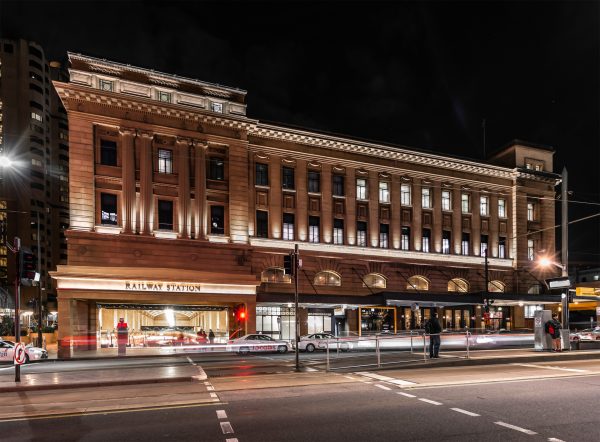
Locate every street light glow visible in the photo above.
<box><xmin>538</xmin><ymin>256</ymin><xmax>552</xmax><ymax>268</ymax></box>
<box><xmin>0</xmin><ymin>156</ymin><xmax>13</xmax><ymax>168</ymax></box>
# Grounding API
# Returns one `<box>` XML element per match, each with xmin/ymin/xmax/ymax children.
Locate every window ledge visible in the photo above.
<box><xmin>208</xmin><ymin>234</ymin><xmax>230</xmax><ymax>243</ymax></box>
<box><xmin>95</xmin><ymin>225</ymin><xmax>121</xmax><ymax>235</ymax></box>
<box><xmin>154</xmin><ymin>230</ymin><xmax>178</xmax><ymax>239</ymax></box>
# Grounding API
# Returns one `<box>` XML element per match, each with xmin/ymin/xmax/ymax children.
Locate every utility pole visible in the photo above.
<box><xmin>8</xmin><ymin>237</ymin><xmax>21</xmax><ymax>382</ymax></box>
<box><xmin>484</xmin><ymin>247</ymin><xmax>490</xmax><ymax>330</ymax></box>
<box><xmin>294</xmin><ymin>243</ymin><xmax>300</xmax><ymax>372</ymax></box>
<box><xmin>37</xmin><ymin>211</ymin><xmax>42</xmax><ymax>347</ymax></box>
<box><xmin>561</xmin><ymin>167</ymin><xmax>569</xmax><ymax>331</ymax></box>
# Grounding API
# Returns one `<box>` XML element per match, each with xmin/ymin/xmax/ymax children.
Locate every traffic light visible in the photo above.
<box><xmin>283</xmin><ymin>253</ymin><xmax>293</xmax><ymax>276</ymax></box>
<box><xmin>19</xmin><ymin>247</ymin><xmax>37</xmax><ymax>286</ymax></box>
<box><xmin>233</xmin><ymin>304</ymin><xmax>246</xmax><ymax>323</ymax></box>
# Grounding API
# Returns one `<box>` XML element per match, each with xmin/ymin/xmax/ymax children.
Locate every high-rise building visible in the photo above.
<box><xmin>0</xmin><ymin>38</ymin><xmax>69</xmax><ymax>326</ymax></box>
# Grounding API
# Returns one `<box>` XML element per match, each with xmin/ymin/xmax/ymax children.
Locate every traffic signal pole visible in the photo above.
<box><xmin>294</xmin><ymin>244</ymin><xmax>300</xmax><ymax>372</ymax></box>
<box><xmin>13</xmin><ymin>237</ymin><xmax>21</xmax><ymax>382</ymax></box>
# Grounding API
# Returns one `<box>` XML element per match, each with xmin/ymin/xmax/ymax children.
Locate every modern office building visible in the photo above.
<box><xmin>52</xmin><ymin>53</ymin><xmax>561</xmax><ymax>352</ymax></box>
<box><xmin>0</xmin><ymin>38</ymin><xmax>69</xmax><ymax>327</ymax></box>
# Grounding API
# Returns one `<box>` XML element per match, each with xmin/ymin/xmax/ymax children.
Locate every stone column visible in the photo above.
<box><xmin>138</xmin><ymin>131</ymin><xmax>154</xmax><ymax>235</ymax></box>
<box><xmin>432</xmin><ymin>181</ymin><xmax>442</xmax><ymax>253</ymax></box>
<box><xmin>296</xmin><ymin>160</ymin><xmax>308</xmax><ymax>241</ymax></box>
<box><xmin>270</xmin><ymin>156</ymin><xmax>282</xmax><ymax>239</ymax></box>
<box><xmin>345</xmin><ymin>168</ymin><xmax>356</xmax><ymax>245</ymax></box>
<box><xmin>472</xmin><ymin>190</ymin><xmax>481</xmax><ymax>256</ymax></box>
<box><xmin>412</xmin><ymin>179</ymin><xmax>422</xmax><ymax>251</ymax></box>
<box><xmin>452</xmin><ymin>185</ymin><xmax>462</xmax><ymax>254</ymax></box>
<box><xmin>391</xmin><ymin>175</ymin><xmax>401</xmax><ymax>249</ymax></box>
<box><xmin>321</xmin><ymin>164</ymin><xmax>332</xmax><ymax>243</ymax></box>
<box><xmin>489</xmin><ymin>193</ymin><xmax>499</xmax><ymax>258</ymax></box>
<box><xmin>368</xmin><ymin>171</ymin><xmax>379</xmax><ymax>247</ymax></box>
<box><xmin>119</xmin><ymin>128</ymin><xmax>136</xmax><ymax>234</ymax></box>
<box><xmin>177</xmin><ymin>137</ymin><xmax>191</xmax><ymax>239</ymax></box>
<box><xmin>194</xmin><ymin>141</ymin><xmax>208</xmax><ymax>239</ymax></box>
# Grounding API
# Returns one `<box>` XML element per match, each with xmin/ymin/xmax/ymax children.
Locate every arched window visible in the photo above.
<box><xmin>528</xmin><ymin>284</ymin><xmax>542</xmax><ymax>294</ymax></box>
<box><xmin>448</xmin><ymin>278</ymin><xmax>469</xmax><ymax>293</ymax></box>
<box><xmin>363</xmin><ymin>273</ymin><xmax>387</xmax><ymax>289</ymax></box>
<box><xmin>488</xmin><ymin>280</ymin><xmax>505</xmax><ymax>293</ymax></box>
<box><xmin>314</xmin><ymin>271</ymin><xmax>342</xmax><ymax>287</ymax></box>
<box><xmin>261</xmin><ymin>267</ymin><xmax>291</xmax><ymax>284</ymax></box>
<box><xmin>407</xmin><ymin>275</ymin><xmax>429</xmax><ymax>291</ymax></box>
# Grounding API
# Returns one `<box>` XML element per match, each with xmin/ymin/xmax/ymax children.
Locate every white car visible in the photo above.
<box><xmin>227</xmin><ymin>334</ymin><xmax>291</xmax><ymax>355</ymax></box>
<box><xmin>297</xmin><ymin>333</ymin><xmax>351</xmax><ymax>352</ymax></box>
<box><xmin>0</xmin><ymin>340</ymin><xmax>48</xmax><ymax>363</ymax></box>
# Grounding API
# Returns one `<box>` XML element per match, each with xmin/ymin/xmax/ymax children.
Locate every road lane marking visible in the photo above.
<box><xmin>451</xmin><ymin>408</ymin><xmax>480</xmax><ymax>417</ymax></box>
<box><xmin>548</xmin><ymin>438</ymin><xmax>565</xmax><ymax>442</ymax></box>
<box><xmin>355</xmin><ymin>371</ymin><xmax>417</xmax><ymax>386</ymax></box>
<box><xmin>210</xmin><ymin>393</ymin><xmax>218</xmax><ymax>398</ymax></box>
<box><xmin>397</xmin><ymin>392</ymin><xmax>416</xmax><ymax>398</ymax></box>
<box><xmin>375</xmin><ymin>384</ymin><xmax>391</xmax><ymax>391</ymax></box>
<box><xmin>206</xmin><ymin>386</ymin><xmax>215</xmax><ymax>391</ymax></box>
<box><xmin>344</xmin><ymin>376</ymin><xmax>357</xmax><ymax>380</ymax></box>
<box><xmin>186</xmin><ymin>356</ymin><xmax>196</xmax><ymax>366</ymax></box>
<box><xmin>512</xmin><ymin>363</ymin><xmax>589</xmax><ymax>373</ymax></box>
<box><xmin>419</xmin><ymin>398</ymin><xmax>442</xmax><ymax>405</ymax></box>
<box><xmin>494</xmin><ymin>421</ymin><xmax>537</xmax><ymax>435</ymax></box>
<box><xmin>220</xmin><ymin>422</ymin><xmax>235</xmax><ymax>434</ymax></box>
<box><xmin>204</xmin><ymin>381</ymin><xmax>211</xmax><ymax>385</ymax></box>
<box><xmin>305</xmin><ymin>367</ymin><xmax>318</xmax><ymax>372</ymax></box>
<box><xmin>216</xmin><ymin>410</ymin><xmax>227</xmax><ymax>419</ymax></box>
<box><xmin>226</xmin><ymin>439</ymin><xmax>239</xmax><ymax>442</ymax></box>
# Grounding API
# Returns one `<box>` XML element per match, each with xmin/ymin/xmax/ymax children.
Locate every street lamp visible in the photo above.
<box><xmin>537</xmin><ymin>256</ymin><xmax>570</xmax><ymax>332</ymax></box>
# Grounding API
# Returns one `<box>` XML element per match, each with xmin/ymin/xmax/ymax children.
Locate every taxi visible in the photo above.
<box><xmin>0</xmin><ymin>340</ymin><xmax>48</xmax><ymax>363</ymax></box>
<box><xmin>227</xmin><ymin>334</ymin><xmax>291</xmax><ymax>355</ymax></box>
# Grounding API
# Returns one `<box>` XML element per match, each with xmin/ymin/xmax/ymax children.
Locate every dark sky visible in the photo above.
<box><xmin>1</xmin><ymin>1</ymin><xmax>599</xmax><ymax>266</ymax></box>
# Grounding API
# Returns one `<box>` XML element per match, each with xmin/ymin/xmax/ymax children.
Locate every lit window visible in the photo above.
<box><xmin>524</xmin><ymin>305</ymin><xmax>543</xmax><ymax>318</ymax></box>
<box><xmin>461</xmin><ymin>193</ymin><xmax>470</xmax><ymax>213</ymax></box>
<box><xmin>488</xmin><ymin>280</ymin><xmax>505</xmax><ymax>293</ymax></box>
<box><xmin>261</xmin><ymin>267</ymin><xmax>291</xmax><ymax>284</ymax></box>
<box><xmin>527</xmin><ymin>239</ymin><xmax>534</xmax><ymax>261</ymax></box>
<box><xmin>461</xmin><ymin>232</ymin><xmax>470</xmax><ymax>255</ymax></box>
<box><xmin>422</xmin><ymin>229</ymin><xmax>430</xmax><ymax>253</ymax></box>
<box><xmin>31</xmin><ymin>158</ymin><xmax>42</xmax><ymax>167</ymax></box>
<box><xmin>527</xmin><ymin>202</ymin><xmax>535</xmax><ymax>221</ymax></box>
<box><xmin>211</xmin><ymin>102</ymin><xmax>223</xmax><ymax>113</ymax></box>
<box><xmin>314</xmin><ymin>271</ymin><xmax>341</xmax><ymax>287</ymax></box>
<box><xmin>407</xmin><ymin>275</ymin><xmax>429</xmax><ymax>291</ymax></box>
<box><xmin>100</xmin><ymin>193</ymin><xmax>117</xmax><ymax>225</ymax></box>
<box><xmin>481</xmin><ymin>234</ymin><xmax>488</xmax><ymax>257</ymax></box>
<box><xmin>357</xmin><ymin>221</ymin><xmax>367</xmax><ymax>247</ymax></box>
<box><xmin>421</xmin><ymin>187</ymin><xmax>432</xmax><ymax>209</ymax></box>
<box><xmin>309</xmin><ymin>216</ymin><xmax>320</xmax><ymax>243</ymax></box>
<box><xmin>498</xmin><ymin>237</ymin><xmax>506</xmax><ymax>259</ymax></box>
<box><xmin>442</xmin><ymin>231</ymin><xmax>451</xmax><ymax>254</ymax></box>
<box><xmin>441</xmin><ymin>190</ymin><xmax>451</xmax><ymax>211</ymax></box>
<box><xmin>158</xmin><ymin>149</ymin><xmax>173</xmax><ymax>174</ymax></box>
<box><xmin>333</xmin><ymin>219</ymin><xmax>344</xmax><ymax>245</ymax></box>
<box><xmin>356</xmin><ymin>178</ymin><xmax>367</xmax><ymax>200</ymax></box>
<box><xmin>31</xmin><ymin>111</ymin><xmax>42</xmax><ymax>122</ymax></box>
<box><xmin>282</xmin><ymin>213</ymin><xmax>294</xmax><ymax>240</ymax></box>
<box><xmin>528</xmin><ymin>284</ymin><xmax>542</xmax><ymax>295</ymax></box>
<box><xmin>99</xmin><ymin>79</ymin><xmax>113</xmax><ymax>92</ymax></box>
<box><xmin>401</xmin><ymin>184</ymin><xmax>411</xmax><ymax>205</ymax></box>
<box><xmin>498</xmin><ymin>198</ymin><xmax>506</xmax><ymax>218</ymax></box>
<box><xmin>379</xmin><ymin>224</ymin><xmax>389</xmax><ymax>248</ymax></box>
<box><xmin>480</xmin><ymin>195</ymin><xmax>489</xmax><ymax>216</ymax></box>
<box><xmin>535</xmin><ymin>164</ymin><xmax>542</xmax><ymax>171</ymax></box>
<box><xmin>401</xmin><ymin>226</ymin><xmax>410</xmax><ymax>250</ymax></box>
<box><xmin>379</xmin><ymin>181</ymin><xmax>390</xmax><ymax>203</ymax></box>
<box><xmin>448</xmin><ymin>278</ymin><xmax>469</xmax><ymax>293</ymax></box>
<box><xmin>157</xmin><ymin>91</ymin><xmax>171</xmax><ymax>103</ymax></box>
<box><xmin>525</xmin><ymin>163</ymin><xmax>532</xmax><ymax>170</ymax></box>
<box><xmin>363</xmin><ymin>273</ymin><xmax>386</xmax><ymax>289</ymax></box>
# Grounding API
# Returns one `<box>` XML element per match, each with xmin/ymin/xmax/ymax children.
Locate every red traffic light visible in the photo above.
<box><xmin>239</xmin><ymin>310</ymin><xmax>246</xmax><ymax>320</ymax></box>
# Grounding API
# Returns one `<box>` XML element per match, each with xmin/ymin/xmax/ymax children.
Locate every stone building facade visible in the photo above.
<box><xmin>52</xmin><ymin>53</ymin><xmax>561</xmax><ymax>351</ymax></box>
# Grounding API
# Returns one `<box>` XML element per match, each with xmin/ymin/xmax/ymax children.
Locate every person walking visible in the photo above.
<box><xmin>208</xmin><ymin>329</ymin><xmax>215</xmax><ymax>344</ymax></box>
<box><xmin>425</xmin><ymin>312</ymin><xmax>442</xmax><ymax>358</ymax></box>
<box><xmin>545</xmin><ymin>313</ymin><xmax>563</xmax><ymax>352</ymax></box>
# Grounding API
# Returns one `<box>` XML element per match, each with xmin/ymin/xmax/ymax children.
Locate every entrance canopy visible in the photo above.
<box><xmin>97</xmin><ymin>303</ymin><xmax>227</xmax><ymax>311</ymax></box>
<box><xmin>382</xmin><ymin>291</ymin><xmax>562</xmax><ymax>308</ymax></box>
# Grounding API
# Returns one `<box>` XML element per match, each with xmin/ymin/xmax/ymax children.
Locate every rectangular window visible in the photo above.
<box><xmin>100</xmin><ymin>193</ymin><xmax>117</xmax><ymax>225</ymax></box>
<box><xmin>31</xmin><ymin>111</ymin><xmax>42</xmax><ymax>122</ymax></box>
<box><xmin>332</xmin><ymin>175</ymin><xmax>344</xmax><ymax>196</ymax></box>
<box><xmin>422</xmin><ymin>229</ymin><xmax>431</xmax><ymax>253</ymax></box>
<box><xmin>158</xmin><ymin>149</ymin><xmax>173</xmax><ymax>174</ymax></box>
<box><xmin>499</xmin><ymin>237</ymin><xmax>506</xmax><ymax>259</ymax></box>
<box><xmin>356</xmin><ymin>178</ymin><xmax>367</xmax><ymax>200</ymax></box>
<box><xmin>441</xmin><ymin>190</ymin><xmax>451</xmax><ymax>211</ymax></box>
<box><xmin>157</xmin><ymin>91</ymin><xmax>171</xmax><ymax>103</ymax></box>
<box><xmin>283</xmin><ymin>213</ymin><xmax>295</xmax><ymax>240</ymax></box>
<box><xmin>308</xmin><ymin>171</ymin><xmax>320</xmax><ymax>193</ymax></box>
<box><xmin>481</xmin><ymin>234</ymin><xmax>489</xmax><ymax>257</ymax></box>
<box><xmin>498</xmin><ymin>198</ymin><xmax>506</xmax><ymax>218</ymax></box>
<box><xmin>211</xmin><ymin>102</ymin><xmax>223</xmax><ymax>113</ymax></box>
<box><xmin>100</xmin><ymin>139</ymin><xmax>117</xmax><ymax>166</ymax></box>
<box><xmin>379</xmin><ymin>224</ymin><xmax>389</xmax><ymax>248</ymax></box>
<box><xmin>309</xmin><ymin>216</ymin><xmax>320</xmax><ymax>243</ymax></box>
<box><xmin>401</xmin><ymin>226</ymin><xmax>410</xmax><ymax>250</ymax></box>
<box><xmin>421</xmin><ymin>187</ymin><xmax>432</xmax><ymax>209</ymax></box>
<box><xmin>255</xmin><ymin>163</ymin><xmax>269</xmax><ymax>186</ymax></box>
<box><xmin>401</xmin><ymin>184</ymin><xmax>411</xmax><ymax>205</ymax></box>
<box><xmin>210</xmin><ymin>205</ymin><xmax>225</xmax><ymax>235</ymax></box>
<box><xmin>99</xmin><ymin>79</ymin><xmax>114</xmax><ymax>92</ymax></box>
<box><xmin>480</xmin><ymin>195</ymin><xmax>489</xmax><ymax>216</ymax></box>
<box><xmin>527</xmin><ymin>239</ymin><xmax>535</xmax><ymax>261</ymax></box>
<box><xmin>256</xmin><ymin>210</ymin><xmax>268</xmax><ymax>238</ymax></box>
<box><xmin>333</xmin><ymin>219</ymin><xmax>344</xmax><ymax>245</ymax></box>
<box><xmin>379</xmin><ymin>181</ymin><xmax>390</xmax><ymax>203</ymax></box>
<box><xmin>282</xmin><ymin>167</ymin><xmax>295</xmax><ymax>190</ymax></box>
<box><xmin>209</xmin><ymin>157</ymin><xmax>225</xmax><ymax>180</ymax></box>
<box><xmin>461</xmin><ymin>232</ymin><xmax>470</xmax><ymax>255</ymax></box>
<box><xmin>158</xmin><ymin>200</ymin><xmax>174</xmax><ymax>230</ymax></box>
<box><xmin>461</xmin><ymin>193</ymin><xmax>470</xmax><ymax>213</ymax></box>
<box><xmin>357</xmin><ymin>221</ymin><xmax>367</xmax><ymax>247</ymax></box>
<box><xmin>527</xmin><ymin>202</ymin><xmax>535</xmax><ymax>221</ymax></box>
<box><xmin>442</xmin><ymin>231</ymin><xmax>451</xmax><ymax>254</ymax></box>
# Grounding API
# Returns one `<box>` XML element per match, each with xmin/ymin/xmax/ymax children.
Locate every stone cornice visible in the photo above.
<box><xmin>54</xmin><ymin>81</ymin><xmax>258</xmax><ymax>132</ymax></box>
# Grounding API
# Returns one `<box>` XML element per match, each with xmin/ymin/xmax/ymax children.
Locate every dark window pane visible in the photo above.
<box><xmin>211</xmin><ymin>205</ymin><xmax>225</xmax><ymax>234</ymax></box>
<box><xmin>333</xmin><ymin>175</ymin><xmax>344</xmax><ymax>196</ymax></box>
<box><xmin>100</xmin><ymin>139</ymin><xmax>117</xmax><ymax>166</ymax></box>
<box><xmin>282</xmin><ymin>167</ymin><xmax>295</xmax><ymax>189</ymax></box>
<box><xmin>256</xmin><ymin>210</ymin><xmax>268</xmax><ymax>238</ymax></box>
<box><xmin>309</xmin><ymin>216</ymin><xmax>320</xmax><ymax>227</ymax></box>
<box><xmin>308</xmin><ymin>171</ymin><xmax>320</xmax><ymax>193</ymax></box>
<box><xmin>100</xmin><ymin>193</ymin><xmax>117</xmax><ymax>225</ymax></box>
<box><xmin>209</xmin><ymin>157</ymin><xmax>225</xmax><ymax>180</ymax></box>
<box><xmin>158</xmin><ymin>200</ymin><xmax>174</xmax><ymax>230</ymax></box>
<box><xmin>380</xmin><ymin>224</ymin><xmax>389</xmax><ymax>234</ymax></box>
<box><xmin>256</xmin><ymin>163</ymin><xmax>269</xmax><ymax>186</ymax></box>
<box><xmin>334</xmin><ymin>219</ymin><xmax>344</xmax><ymax>229</ymax></box>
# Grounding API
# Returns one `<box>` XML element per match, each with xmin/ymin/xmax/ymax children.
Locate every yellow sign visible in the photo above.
<box><xmin>576</xmin><ymin>287</ymin><xmax>597</xmax><ymax>296</ymax></box>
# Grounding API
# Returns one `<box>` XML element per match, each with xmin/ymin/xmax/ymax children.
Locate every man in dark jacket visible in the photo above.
<box><xmin>545</xmin><ymin>314</ymin><xmax>562</xmax><ymax>352</ymax></box>
<box><xmin>425</xmin><ymin>312</ymin><xmax>442</xmax><ymax>358</ymax></box>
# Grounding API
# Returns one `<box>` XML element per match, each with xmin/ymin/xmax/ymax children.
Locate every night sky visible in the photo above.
<box><xmin>1</xmin><ymin>1</ymin><xmax>599</xmax><ymax>266</ymax></box>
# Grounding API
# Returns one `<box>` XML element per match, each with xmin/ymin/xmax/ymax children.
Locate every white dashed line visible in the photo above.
<box><xmin>355</xmin><ymin>371</ymin><xmax>417</xmax><ymax>386</ymax></box>
<box><xmin>210</xmin><ymin>392</ymin><xmax>218</xmax><ymax>398</ymax></box>
<box><xmin>220</xmin><ymin>422</ymin><xmax>235</xmax><ymax>434</ymax></box>
<box><xmin>186</xmin><ymin>356</ymin><xmax>196</xmax><ymax>366</ymax></box>
<box><xmin>419</xmin><ymin>398</ymin><xmax>443</xmax><ymax>405</ymax></box>
<box><xmin>397</xmin><ymin>392</ymin><xmax>417</xmax><ymax>398</ymax></box>
<box><xmin>204</xmin><ymin>381</ymin><xmax>211</xmax><ymax>386</ymax></box>
<box><xmin>305</xmin><ymin>367</ymin><xmax>318</xmax><ymax>372</ymax></box>
<box><xmin>512</xmin><ymin>363</ymin><xmax>589</xmax><ymax>373</ymax></box>
<box><xmin>494</xmin><ymin>421</ymin><xmax>537</xmax><ymax>435</ymax></box>
<box><xmin>206</xmin><ymin>386</ymin><xmax>215</xmax><ymax>391</ymax></box>
<box><xmin>548</xmin><ymin>438</ymin><xmax>565</xmax><ymax>442</ymax></box>
<box><xmin>344</xmin><ymin>376</ymin><xmax>356</xmax><ymax>380</ymax></box>
<box><xmin>375</xmin><ymin>384</ymin><xmax>391</xmax><ymax>391</ymax></box>
<box><xmin>226</xmin><ymin>439</ymin><xmax>239</xmax><ymax>442</ymax></box>
<box><xmin>451</xmin><ymin>408</ymin><xmax>480</xmax><ymax>417</ymax></box>
<box><xmin>216</xmin><ymin>410</ymin><xmax>227</xmax><ymax>419</ymax></box>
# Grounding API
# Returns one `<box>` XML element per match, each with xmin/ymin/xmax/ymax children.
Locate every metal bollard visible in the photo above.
<box><xmin>423</xmin><ymin>334</ymin><xmax>427</xmax><ymax>361</ymax></box>
<box><xmin>466</xmin><ymin>330</ymin><xmax>470</xmax><ymax>359</ymax></box>
<box><xmin>337</xmin><ymin>337</ymin><xmax>340</xmax><ymax>355</ymax></box>
<box><xmin>326</xmin><ymin>339</ymin><xmax>330</xmax><ymax>372</ymax></box>
<box><xmin>376</xmin><ymin>334</ymin><xmax>381</xmax><ymax>368</ymax></box>
<box><xmin>410</xmin><ymin>330</ymin><xmax>413</xmax><ymax>354</ymax></box>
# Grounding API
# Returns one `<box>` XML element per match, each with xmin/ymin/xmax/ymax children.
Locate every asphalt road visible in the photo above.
<box><xmin>2</xmin><ymin>359</ymin><xmax>600</xmax><ymax>441</ymax></box>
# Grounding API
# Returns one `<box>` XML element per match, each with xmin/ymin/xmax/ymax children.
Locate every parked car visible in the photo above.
<box><xmin>227</xmin><ymin>334</ymin><xmax>291</xmax><ymax>355</ymax></box>
<box><xmin>572</xmin><ymin>327</ymin><xmax>600</xmax><ymax>342</ymax></box>
<box><xmin>0</xmin><ymin>340</ymin><xmax>48</xmax><ymax>363</ymax></box>
<box><xmin>296</xmin><ymin>333</ymin><xmax>351</xmax><ymax>352</ymax></box>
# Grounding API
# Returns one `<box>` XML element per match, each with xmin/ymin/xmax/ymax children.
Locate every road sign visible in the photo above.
<box><xmin>546</xmin><ymin>277</ymin><xmax>571</xmax><ymax>290</ymax></box>
<box><xmin>14</xmin><ymin>343</ymin><xmax>26</xmax><ymax>365</ymax></box>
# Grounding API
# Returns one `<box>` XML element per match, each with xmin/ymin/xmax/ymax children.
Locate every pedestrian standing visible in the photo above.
<box><xmin>545</xmin><ymin>313</ymin><xmax>563</xmax><ymax>352</ymax></box>
<box><xmin>208</xmin><ymin>329</ymin><xmax>215</xmax><ymax>344</ymax></box>
<box><xmin>425</xmin><ymin>312</ymin><xmax>442</xmax><ymax>358</ymax></box>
